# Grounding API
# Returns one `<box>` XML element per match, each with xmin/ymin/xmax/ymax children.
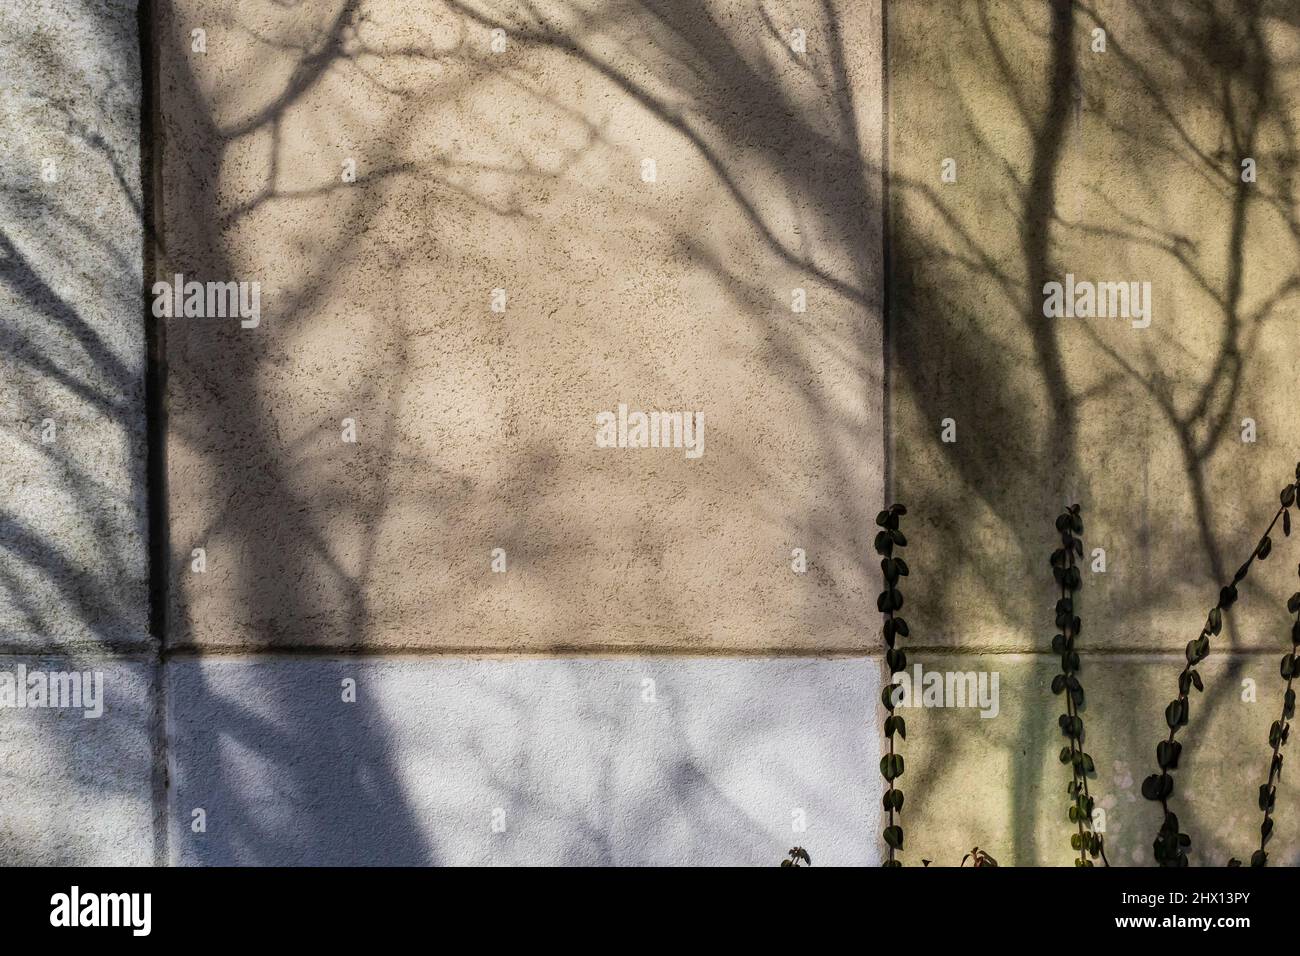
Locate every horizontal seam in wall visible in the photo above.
<box><xmin>158</xmin><ymin>645</ymin><xmax>884</xmax><ymax>661</ymax></box>
<box><xmin>0</xmin><ymin>643</ymin><xmax>157</xmax><ymax>660</ymax></box>
<box><xmin>902</xmin><ymin>645</ymin><xmax>1284</xmax><ymax>658</ymax></box>
<box><xmin>0</xmin><ymin>645</ymin><xmax>1282</xmax><ymax>660</ymax></box>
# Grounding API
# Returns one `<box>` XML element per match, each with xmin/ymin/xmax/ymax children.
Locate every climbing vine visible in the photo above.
<box><xmin>877</xmin><ymin>503</ymin><xmax>909</xmax><ymax>866</ymax></box>
<box><xmin>1145</xmin><ymin>467</ymin><xmax>1298</xmax><ymax>866</ymax></box>
<box><xmin>1253</xmin><ymin>592</ymin><xmax>1299</xmax><ymax>866</ymax></box>
<box><xmin>1050</xmin><ymin>504</ymin><xmax>1106</xmax><ymax>866</ymax></box>
<box><xmin>1251</xmin><ymin>472</ymin><xmax>1300</xmax><ymax>866</ymax></box>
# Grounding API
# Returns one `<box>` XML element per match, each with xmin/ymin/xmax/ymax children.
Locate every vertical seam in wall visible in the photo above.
<box><xmin>876</xmin><ymin>0</ymin><xmax>893</xmax><ymax>707</ymax></box>
<box><xmin>880</xmin><ymin>0</ymin><xmax>893</xmax><ymax>506</ymax></box>
<box><xmin>139</xmin><ymin>0</ymin><xmax>170</xmax><ymax>868</ymax></box>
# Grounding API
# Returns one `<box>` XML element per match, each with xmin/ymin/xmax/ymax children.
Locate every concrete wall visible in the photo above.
<box><xmin>889</xmin><ymin>0</ymin><xmax>1300</xmax><ymax>864</ymax></box>
<box><xmin>0</xmin><ymin>0</ymin><xmax>149</xmax><ymax>652</ymax></box>
<box><xmin>149</xmin><ymin>0</ymin><xmax>885</xmax><ymax>865</ymax></box>
<box><xmin>6</xmin><ymin>0</ymin><xmax>1300</xmax><ymax>868</ymax></box>
<box><xmin>3</xmin><ymin>0</ymin><xmax>884</xmax><ymax>867</ymax></box>
<box><xmin>157</xmin><ymin>0</ymin><xmax>884</xmax><ymax>653</ymax></box>
<box><xmin>0</xmin><ymin>0</ymin><xmax>157</xmax><ymax>865</ymax></box>
<box><xmin>166</xmin><ymin>657</ymin><xmax>877</xmax><ymax>865</ymax></box>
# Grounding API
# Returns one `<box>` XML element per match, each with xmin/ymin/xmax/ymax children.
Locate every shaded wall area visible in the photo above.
<box><xmin>168</xmin><ymin>658</ymin><xmax>877</xmax><ymax>865</ymax></box>
<box><xmin>889</xmin><ymin>0</ymin><xmax>1300</xmax><ymax>864</ymax></box>
<box><xmin>0</xmin><ymin>0</ymin><xmax>156</xmax><ymax>864</ymax></box>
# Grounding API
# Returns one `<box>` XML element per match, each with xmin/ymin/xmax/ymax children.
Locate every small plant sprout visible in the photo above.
<box><xmin>960</xmin><ymin>847</ymin><xmax>998</xmax><ymax>867</ymax></box>
<box><xmin>780</xmin><ymin>847</ymin><xmax>811</xmax><ymax>867</ymax></box>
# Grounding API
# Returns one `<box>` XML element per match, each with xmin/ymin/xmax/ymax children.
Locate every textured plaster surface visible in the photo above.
<box><xmin>166</xmin><ymin>656</ymin><xmax>878</xmax><ymax>865</ymax></box>
<box><xmin>0</xmin><ymin>0</ymin><xmax>148</xmax><ymax>651</ymax></box>
<box><xmin>157</xmin><ymin>0</ymin><xmax>884</xmax><ymax>651</ymax></box>
<box><xmin>0</xmin><ymin>657</ymin><xmax>155</xmax><ymax>865</ymax></box>
<box><xmin>887</xmin><ymin>0</ymin><xmax>1300</xmax><ymax>870</ymax></box>
<box><xmin>889</xmin><ymin>0</ymin><xmax>1300</xmax><ymax>652</ymax></box>
<box><xmin>10</xmin><ymin>0</ymin><xmax>1298</xmax><ymax>870</ymax></box>
<box><xmin>897</xmin><ymin>654</ymin><xmax>1296</xmax><ymax>867</ymax></box>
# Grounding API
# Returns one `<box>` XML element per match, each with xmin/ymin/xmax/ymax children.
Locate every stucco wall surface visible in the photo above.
<box><xmin>890</xmin><ymin>0</ymin><xmax>1300</xmax><ymax>653</ymax></box>
<box><xmin>898</xmin><ymin>654</ymin><xmax>1291</xmax><ymax>867</ymax></box>
<box><xmin>166</xmin><ymin>656</ymin><xmax>879</xmax><ymax>865</ymax></box>
<box><xmin>12</xmin><ymin>0</ymin><xmax>1299</xmax><ymax>870</ymax></box>
<box><xmin>157</xmin><ymin>0</ymin><xmax>885</xmax><ymax>652</ymax></box>
<box><xmin>0</xmin><ymin>0</ymin><xmax>148</xmax><ymax>652</ymax></box>
<box><xmin>3</xmin><ymin>0</ymin><xmax>888</xmax><ymax>869</ymax></box>
<box><xmin>887</xmin><ymin>0</ymin><xmax>1300</xmax><ymax>865</ymax></box>
<box><xmin>0</xmin><ymin>658</ymin><xmax>156</xmax><ymax>865</ymax></box>
<box><xmin>0</xmin><ymin>1</ymin><xmax>156</xmax><ymax>867</ymax></box>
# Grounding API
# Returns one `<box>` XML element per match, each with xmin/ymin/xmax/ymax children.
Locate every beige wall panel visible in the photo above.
<box><xmin>889</xmin><ymin>0</ymin><xmax>1300</xmax><ymax>653</ymax></box>
<box><xmin>159</xmin><ymin>0</ymin><xmax>884</xmax><ymax>650</ymax></box>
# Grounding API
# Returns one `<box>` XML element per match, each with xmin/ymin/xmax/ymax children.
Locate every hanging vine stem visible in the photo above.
<box><xmin>1050</xmin><ymin>505</ymin><xmax>1107</xmax><ymax>866</ymax></box>
<box><xmin>1145</xmin><ymin>467</ymin><xmax>1298</xmax><ymax>866</ymax></box>
<box><xmin>876</xmin><ymin>504</ymin><xmax>909</xmax><ymax>866</ymax></box>
<box><xmin>1250</xmin><ymin>474</ymin><xmax>1300</xmax><ymax>866</ymax></box>
<box><xmin>1253</xmin><ymin>590</ymin><xmax>1300</xmax><ymax>867</ymax></box>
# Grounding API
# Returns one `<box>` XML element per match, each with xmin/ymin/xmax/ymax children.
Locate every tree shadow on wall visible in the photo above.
<box><xmin>0</xmin><ymin>0</ymin><xmax>156</xmax><ymax>864</ymax></box>
<box><xmin>11</xmin><ymin>0</ymin><xmax>1288</xmax><ymax>865</ymax></box>
<box><xmin>888</xmin><ymin>0</ymin><xmax>1300</xmax><ymax>863</ymax></box>
<box><xmin>156</xmin><ymin>0</ymin><xmax>1300</xmax><ymax>864</ymax></box>
<box><xmin>153</xmin><ymin>0</ymin><xmax>892</xmax><ymax>864</ymax></box>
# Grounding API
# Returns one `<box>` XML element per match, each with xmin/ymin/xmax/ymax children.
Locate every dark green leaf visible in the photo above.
<box><xmin>874</xmin><ymin>531</ymin><xmax>893</xmax><ymax>557</ymax></box>
<box><xmin>1165</xmin><ymin>699</ymin><xmax>1184</xmax><ymax>729</ymax></box>
<box><xmin>1157</xmin><ymin>740</ymin><xmax>1182</xmax><ymax>770</ymax></box>
<box><xmin>1142</xmin><ymin>773</ymin><xmax>1171</xmax><ymax>802</ymax></box>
